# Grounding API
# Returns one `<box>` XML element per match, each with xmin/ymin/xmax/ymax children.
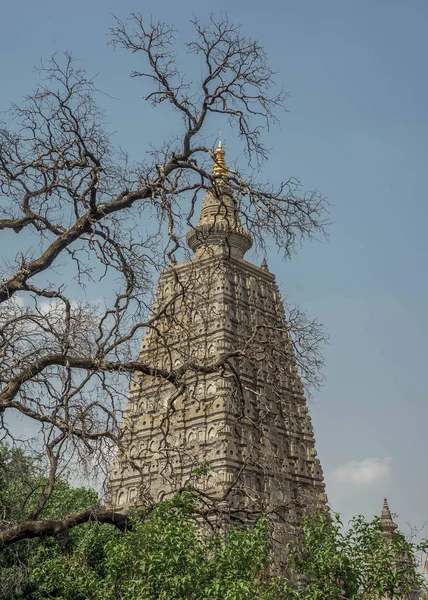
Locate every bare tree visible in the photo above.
<box><xmin>0</xmin><ymin>13</ymin><xmax>328</xmax><ymax>548</ymax></box>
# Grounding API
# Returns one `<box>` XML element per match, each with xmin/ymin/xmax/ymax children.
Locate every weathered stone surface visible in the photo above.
<box><xmin>109</xmin><ymin>145</ymin><xmax>327</xmax><ymax>563</ymax></box>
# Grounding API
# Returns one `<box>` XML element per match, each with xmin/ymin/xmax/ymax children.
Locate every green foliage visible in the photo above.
<box><xmin>284</xmin><ymin>511</ymin><xmax>427</xmax><ymax>600</ymax></box>
<box><xmin>0</xmin><ymin>443</ymin><xmax>99</xmax><ymax>523</ymax></box>
<box><xmin>0</xmin><ymin>443</ymin><xmax>99</xmax><ymax>599</ymax></box>
<box><xmin>1</xmin><ymin>443</ymin><xmax>43</xmax><ymax>523</ymax></box>
<box><xmin>2</xmin><ymin>443</ymin><xmax>428</xmax><ymax>599</ymax></box>
<box><xmin>29</xmin><ymin>492</ymin><xmax>278</xmax><ymax>600</ymax></box>
<box><xmin>20</xmin><ymin>493</ymin><xmax>428</xmax><ymax>600</ymax></box>
<box><xmin>193</xmin><ymin>459</ymin><xmax>211</xmax><ymax>479</ymax></box>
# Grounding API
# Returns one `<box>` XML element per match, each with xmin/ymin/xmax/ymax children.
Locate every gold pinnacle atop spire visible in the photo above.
<box><xmin>186</xmin><ymin>139</ymin><xmax>253</xmax><ymax>257</ymax></box>
<box><xmin>212</xmin><ymin>140</ymin><xmax>228</xmax><ymax>177</ymax></box>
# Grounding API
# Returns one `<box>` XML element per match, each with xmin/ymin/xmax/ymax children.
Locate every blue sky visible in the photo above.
<box><xmin>1</xmin><ymin>0</ymin><xmax>427</xmax><ymax>533</ymax></box>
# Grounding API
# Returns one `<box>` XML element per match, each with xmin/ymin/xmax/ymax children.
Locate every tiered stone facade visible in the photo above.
<box><xmin>109</xmin><ymin>144</ymin><xmax>327</xmax><ymax>561</ymax></box>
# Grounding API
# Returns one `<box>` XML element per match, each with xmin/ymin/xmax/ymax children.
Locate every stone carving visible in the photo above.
<box><xmin>109</xmin><ymin>144</ymin><xmax>327</xmax><ymax>563</ymax></box>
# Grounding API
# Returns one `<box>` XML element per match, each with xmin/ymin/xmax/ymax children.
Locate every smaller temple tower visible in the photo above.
<box><xmin>380</xmin><ymin>498</ymin><xmax>421</xmax><ymax>600</ymax></box>
<box><xmin>380</xmin><ymin>497</ymin><xmax>398</xmax><ymax>541</ymax></box>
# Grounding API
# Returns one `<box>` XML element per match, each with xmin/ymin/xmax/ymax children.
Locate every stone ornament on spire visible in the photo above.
<box><xmin>380</xmin><ymin>497</ymin><xmax>398</xmax><ymax>540</ymax></box>
<box><xmin>186</xmin><ymin>142</ymin><xmax>252</xmax><ymax>259</ymax></box>
<box><xmin>261</xmin><ymin>257</ymin><xmax>269</xmax><ymax>271</ymax></box>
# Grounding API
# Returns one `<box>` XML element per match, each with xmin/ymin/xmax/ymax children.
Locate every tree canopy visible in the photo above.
<box><xmin>0</xmin><ymin>444</ymin><xmax>426</xmax><ymax>599</ymax></box>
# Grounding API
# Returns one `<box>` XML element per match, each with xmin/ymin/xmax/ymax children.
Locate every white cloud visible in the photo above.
<box><xmin>1</xmin><ymin>295</ymin><xmax>25</xmax><ymax>308</ymax></box>
<box><xmin>332</xmin><ymin>457</ymin><xmax>392</xmax><ymax>486</ymax></box>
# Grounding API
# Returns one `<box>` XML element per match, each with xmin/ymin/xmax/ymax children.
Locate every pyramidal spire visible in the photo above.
<box><xmin>186</xmin><ymin>142</ymin><xmax>252</xmax><ymax>259</ymax></box>
<box><xmin>381</xmin><ymin>497</ymin><xmax>392</xmax><ymax>520</ymax></box>
<box><xmin>380</xmin><ymin>497</ymin><xmax>398</xmax><ymax>540</ymax></box>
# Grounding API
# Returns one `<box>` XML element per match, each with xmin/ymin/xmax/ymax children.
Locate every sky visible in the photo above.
<box><xmin>1</xmin><ymin>0</ymin><xmax>427</xmax><ymax>534</ymax></box>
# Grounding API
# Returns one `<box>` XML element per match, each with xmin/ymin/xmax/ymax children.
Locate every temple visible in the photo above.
<box><xmin>109</xmin><ymin>142</ymin><xmax>327</xmax><ymax>561</ymax></box>
<box><xmin>381</xmin><ymin>497</ymin><xmax>398</xmax><ymax>541</ymax></box>
<box><xmin>380</xmin><ymin>498</ymin><xmax>421</xmax><ymax>600</ymax></box>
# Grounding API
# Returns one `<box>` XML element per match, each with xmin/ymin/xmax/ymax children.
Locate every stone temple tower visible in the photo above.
<box><xmin>380</xmin><ymin>498</ymin><xmax>398</xmax><ymax>541</ymax></box>
<box><xmin>380</xmin><ymin>498</ymin><xmax>421</xmax><ymax>600</ymax></box>
<box><xmin>109</xmin><ymin>143</ymin><xmax>327</xmax><ymax>559</ymax></box>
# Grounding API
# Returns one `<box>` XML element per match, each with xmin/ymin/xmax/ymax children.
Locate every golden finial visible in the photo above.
<box><xmin>212</xmin><ymin>140</ymin><xmax>228</xmax><ymax>177</ymax></box>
